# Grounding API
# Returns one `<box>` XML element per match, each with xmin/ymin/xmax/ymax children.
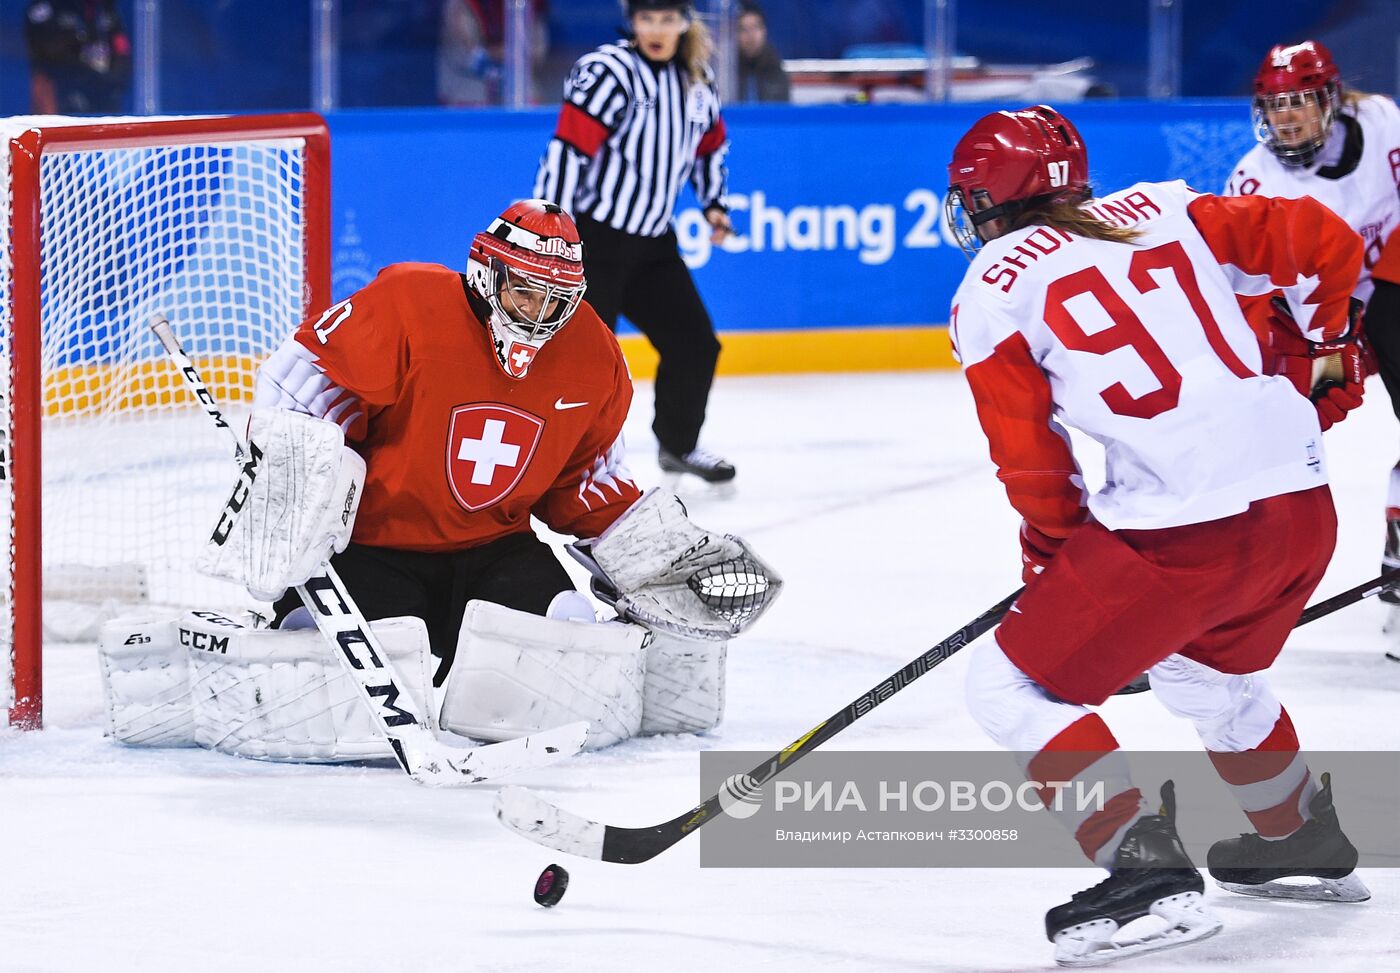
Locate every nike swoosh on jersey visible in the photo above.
<box><xmin>554</xmin><ymin>398</ymin><xmax>589</xmax><ymax>410</ymax></box>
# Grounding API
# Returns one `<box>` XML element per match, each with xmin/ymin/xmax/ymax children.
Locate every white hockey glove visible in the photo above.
<box><xmin>569</xmin><ymin>488</ymin><xmax>782</xmax><ymax>642</ymax></box>
<box><xmin>196</xmin><ymin>408</ymin><xmax>365</xmax><ymax>602</ymax></box>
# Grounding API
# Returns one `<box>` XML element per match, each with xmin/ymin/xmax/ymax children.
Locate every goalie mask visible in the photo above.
<box><xmin>468</xmin><ymin>200</ymin><xmax>587</xmax><ymax>379</ymax></box>
<box><xmin>944</xmin><ymin>105</ymin><xmax>1089</xmax><ymax>259</ymax></box>
<box><xmin>1252</xmin><ymin>41</ymin><xmax>1342</xmax><ymax>169</ymax></box>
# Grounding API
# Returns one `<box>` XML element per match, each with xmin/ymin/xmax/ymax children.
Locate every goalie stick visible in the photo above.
<box><xmin>497</xmin><ymin>565</ymin><xmax>1400</xmax><ymax>862</ymax></box>
<box><xmin>150</xmin><ymin>315</ymin><xmax>587</xmax><ymax>786</ymax></box>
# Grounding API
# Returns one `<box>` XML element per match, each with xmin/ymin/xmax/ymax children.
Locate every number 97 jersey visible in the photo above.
<box><xmin>948</xmin><ymin>179</ymin><xmax>1363</xmax><ymax>535</ymax></box>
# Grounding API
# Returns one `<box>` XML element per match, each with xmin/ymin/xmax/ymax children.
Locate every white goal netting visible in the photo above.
<box><xmin>1</xmin><ymin>115</ymin><xmax>325</xmax><ymax>721</ymax></box>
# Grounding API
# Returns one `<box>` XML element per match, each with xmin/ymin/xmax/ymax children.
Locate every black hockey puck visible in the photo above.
<box><xmin>534</xmin><ymin>864</ymin><xmax>569</xmax><ymax>907</ymax></box>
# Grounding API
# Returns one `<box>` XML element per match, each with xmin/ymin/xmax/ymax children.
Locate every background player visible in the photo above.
<box><xmin>1225</xmin><ymin>40</ymin><xmax>1400</xmax><ymax>650</ymax></box>
<box><xmin>946</xmin><ymin>105</ymin><xmax>1369</xmax><ymax>966</ymax></box>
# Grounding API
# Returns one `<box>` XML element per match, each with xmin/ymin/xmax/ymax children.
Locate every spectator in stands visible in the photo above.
<box><xmin>438</xmin><ymin>0</ymin><xmax>549</xmax><ymax>106</ymax></box>
<box><xmin>25</xmin><ymin>0</ymin><xmax>131</xmax><ymax>114</ymax></box>
<box><xmin>735</xmin><ymin>2</ymin><xmax>790</xmax><ymax>103</ymax></box>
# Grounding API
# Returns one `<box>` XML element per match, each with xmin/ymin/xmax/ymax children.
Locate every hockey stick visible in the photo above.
<box><xmin>494</xmin><ymin>587</ymin><xmax>1024</xmax><ymax>863</ymax></box>
<box><xmin>1113</xmin><ymin>566</ymin><xmax>1400</xmax><ymax>694</ymax></box>
<box><xmin>150</xmin><ymin>315</ymin><xmax>587</xmax><ymax>785</ymax></box>
<box><xmin>1296</xmin><ymin>567</ymin><xmax>1400</xmax><ymax>625</ymax></box>
<box><xmin>497</xmin><ymin>562</ymin><xmax>1400</xmax><ymax>859</ymax></box>
<box><xmin>1304</xmin><ymin>568</ymin><xmax>1400</xmax><ymax>663</ymax></box>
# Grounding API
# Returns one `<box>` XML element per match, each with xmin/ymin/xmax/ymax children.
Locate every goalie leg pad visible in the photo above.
<box><xmin>183</xmin><ymin>611</ymin><xmax>434</xmax><ymax>763</ymax></box>
<box><xmin>98</xmin><ymin>611</ymin><xmax>196</xmax><ymax>747</ymax></box>
<box><xmin>640</xmin><ymin>631</ymin><xmax>727</xmax><ymax>735</ymax></box>
<box><xmin>438</xmin><ymin>600</ymin><xmax>645</xmax><ymax>751</ymax></box>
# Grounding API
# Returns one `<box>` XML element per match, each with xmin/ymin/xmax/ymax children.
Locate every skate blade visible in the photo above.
<box><xmin>660</xmin><ymin>470</ymin><xmax>736</xmax><ymax>500</ymax></box>
<box><xmin>1215</xmin><ymin>872</ymin><xmax>1371</xmax><ymax>903</ymax></box>
<box><xmin>1053</xmin><ymin>892</ymin><xmax>1222</xmax><ymax>968</ymax></box>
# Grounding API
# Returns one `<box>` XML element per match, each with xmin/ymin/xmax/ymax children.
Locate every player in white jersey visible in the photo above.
<box><xmin>1225</xmin><ymin>40</ymin><xmax>1400</xmax><ymax>649</ymax></box>
<box><xmin>946</xmin><ymin>105</ymin><xmax>1370</xmax><ymax>967</ymax></box>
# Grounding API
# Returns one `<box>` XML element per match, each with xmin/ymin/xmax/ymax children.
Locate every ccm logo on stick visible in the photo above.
<box><xmin>210</xmin><ymin>442</ymin><xmax>263</xmax><ymax>545</ymax></box>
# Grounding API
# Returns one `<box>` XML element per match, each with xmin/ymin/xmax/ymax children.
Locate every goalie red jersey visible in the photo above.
<box><xmin>256</xmin><ymin>261</ymin><xmax>640</xmax><ymax>551</ymax></box>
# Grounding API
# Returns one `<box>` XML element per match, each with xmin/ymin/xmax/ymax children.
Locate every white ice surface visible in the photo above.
<box><xmin>4</xmin><ymin>371</ymin><xmax>1398</xmax><ymax>973</ymax></box>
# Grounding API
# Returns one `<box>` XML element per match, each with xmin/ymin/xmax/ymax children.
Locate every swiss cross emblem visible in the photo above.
<box><xmin>446</xmin><ymin>404</ymin><xmax>544</xmax><ymax>511</ymax></box>
<box><xmin>506</xmin><ymin>341</ymin><xmax>538</xmax><ymax>379</ymax></box>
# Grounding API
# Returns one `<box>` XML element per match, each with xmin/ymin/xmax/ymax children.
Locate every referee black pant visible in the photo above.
<box><xmin>577</xmin><ymin>214</ymin><xmax>721</xmax><ymax>456</ymax></box>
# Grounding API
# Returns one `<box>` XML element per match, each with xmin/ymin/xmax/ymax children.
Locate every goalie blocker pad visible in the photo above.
<box><xmin>570</xmin><ymin>488</ymin><xmax>782</xmax><ymax>642</ymax></box>
<box><xmin>99</xmin><ymin>610</ymin><xmax>434</xmax><ymax>763</ymax></box>
<box><xmin>196</xmin><ymin>408</ymin><xmax>366</xmax><ymax>602</ymax></box>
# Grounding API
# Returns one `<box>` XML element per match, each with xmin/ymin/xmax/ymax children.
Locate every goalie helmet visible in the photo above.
<box><xmin>1252</xmin><ymin>41</ymin><xmax>1342</xmax><ymax>168</ymax></box>
<box><xmin>944</xmin><ymin>105</ymin><xmax>1089</xmax><ymax>259</ymax></box>
<box><xmin>468</xmin><ymin>200</ymin><xmax>587</xmax><ymax>380</ymax></box>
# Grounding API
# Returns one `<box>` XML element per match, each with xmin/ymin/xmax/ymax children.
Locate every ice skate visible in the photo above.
<box><xmin>1047</xmin><ymin>781</ymin><xmax>1221</xmax><ymax>968</ymax></box>
<box><xmin>1208</xmin><ymin>772</ymin><xmax>1370</xmax><ymax>902</ymax></box>
<box><xmin>659</xmin><ymin>446</ymin><xmax>737</xmax><ymax>497</ymax></box>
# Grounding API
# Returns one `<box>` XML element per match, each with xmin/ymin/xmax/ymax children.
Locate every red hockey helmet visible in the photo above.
<box><xmin>624</xmin><ymin>1</ymin><xmax>694</xmax><ymax>15</ymax></box>
<box><xmin>1251</xmin><ymin>41</ymin><xmax>1342</xmax><ymax>168</ymax></box>
<box><xmin>469</xmin><ymin>200</ymin><xmax>587</xmax><ymax>378</ymax></box>
<box><xmin>944</xmin><ymin>105</ymin><xmax>1089</xmax><ymax>258</ymax></box>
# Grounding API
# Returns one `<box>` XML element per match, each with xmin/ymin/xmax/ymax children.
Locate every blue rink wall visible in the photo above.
<box><xmin>327</xmin><ymin>100</ymin><xmax>1258</xmax><ymax>373</ymax></box>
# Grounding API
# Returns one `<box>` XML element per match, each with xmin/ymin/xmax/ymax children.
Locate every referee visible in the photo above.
<box><xmin>535</xmin><ymin>0</ymin><xmax>737</xmax><ymax>487</ymax></box>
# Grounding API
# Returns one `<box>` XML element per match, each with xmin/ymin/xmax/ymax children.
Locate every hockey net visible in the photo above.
<box><xmin>1</xmin><ymin>114</ymin><xmax>330</xmax><ymax>728</ymax></box>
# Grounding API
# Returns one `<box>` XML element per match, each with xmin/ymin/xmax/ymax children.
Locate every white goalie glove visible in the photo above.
<box><xmin>196</xmin><ymin>408</ymin><xmax>365</xmax><ymax>601</ymax></box>
<box><xmin>569</xmin><ymin>488</ymin><xmax>782</xmax><ymax>642</ymax></box>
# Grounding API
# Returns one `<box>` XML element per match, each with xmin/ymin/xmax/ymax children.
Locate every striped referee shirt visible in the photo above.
<box><xmin>535</xmin><ymin>39</ymin><xmax>730</xmax><ymax>238</ymax></box>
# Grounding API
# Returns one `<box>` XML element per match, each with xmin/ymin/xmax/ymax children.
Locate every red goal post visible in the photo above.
<box><xmin>2</xmin><ymin>113</ymin><xmax>331</xmax><ymax>729</ymax></box>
